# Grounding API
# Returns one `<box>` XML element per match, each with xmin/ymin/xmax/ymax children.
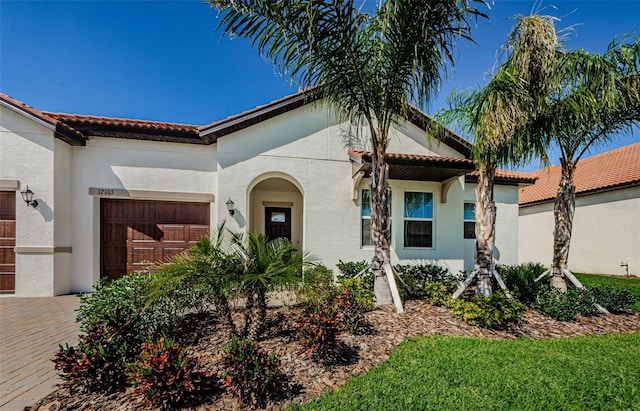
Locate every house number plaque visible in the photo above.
<box><xmin>89</xmin><ymin>187</ymin><xmax>130</xmax><ymax>196</ymax></box>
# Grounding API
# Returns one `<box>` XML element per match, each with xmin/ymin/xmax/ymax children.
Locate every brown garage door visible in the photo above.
<box><xmin>101</xmin><ymin>199</ymin><xmax>210</xmax><ymax>280</ymax></box>
<box><xmin>0</xmin><ymin>192</ymin><xmax>16</xmax><ymax>294</ymax></box>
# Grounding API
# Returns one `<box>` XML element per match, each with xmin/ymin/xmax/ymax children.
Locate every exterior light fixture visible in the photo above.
<box><xmin>20</xmin><ymin>185</ymin><xmax>38</xmax><ymax>208</ymax></box>
<box><xmin>226</xmin><ymin>197</ymin><xmax>235</xmax><ymax>216</ymax></box>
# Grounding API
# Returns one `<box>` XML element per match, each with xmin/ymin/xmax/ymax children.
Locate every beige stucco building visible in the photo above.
<box><xmin>1</xmin><ymin>91</ymin><xmax>533</xmax><ymax>296</ymax></box>
<box><xmin>518</xmin><ymin>143</ymin><xmax>640</xmax><ymax>276</ymax></box>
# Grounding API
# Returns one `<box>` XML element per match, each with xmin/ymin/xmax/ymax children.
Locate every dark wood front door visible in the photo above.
<box><xmin>265</xmin><ymin>207</ymin><xmax>291</xmax><ymax>241</ymax></box>
<box><xmin>0</xmin><ymin>192</ymin><xmax>16</xmax><ymax>294</ymax></box>
<box><xmin>101</xmin><ymin>199</ymin><xmax>210</xmax><ymax>280</ymax></box>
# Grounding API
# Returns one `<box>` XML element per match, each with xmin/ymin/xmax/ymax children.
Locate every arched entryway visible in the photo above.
<box><xmin>248</xmin><ymin>174</ymin><xmax>303</xmax><ymax>250</ymax></box>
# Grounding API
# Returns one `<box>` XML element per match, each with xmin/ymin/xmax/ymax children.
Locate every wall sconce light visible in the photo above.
<box><xmin>226</xmin><ymin>197</ymin><xmax>235</xmax><ymax>216</ymax></box>
<box><xmin>20</xmin><ymin>185</ymin><xmax>38</xmax><ymax>208</ymax></box>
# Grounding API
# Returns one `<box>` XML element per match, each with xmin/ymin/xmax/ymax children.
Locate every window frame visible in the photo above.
<box><xmin>403</xmin><ymin>191</ymin><xmax>435</xmax><ymax>249</ymax></box>
<box><xmin>463</xmin><ymin>202</ymin><xmax>476</xmax><ymax>240</ymax></box>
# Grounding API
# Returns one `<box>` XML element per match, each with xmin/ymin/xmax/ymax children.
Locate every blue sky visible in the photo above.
<box><xmin>1</xmin><ymin>0</ymin><xmax>638</xmax><ymax>169</ymax></box>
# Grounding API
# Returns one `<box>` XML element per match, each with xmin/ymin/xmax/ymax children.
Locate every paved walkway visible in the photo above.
<box><xmin>0</xmin><ymin>296</ymin><xmax>81</xmax><ymax>411</ymax></box>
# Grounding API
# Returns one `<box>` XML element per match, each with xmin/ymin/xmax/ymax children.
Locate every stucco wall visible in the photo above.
<box><xmin>69</xmin><ymin>137</ymin><xmax>218</xmax><ymax>293</ymax></box>
<box><xmin>0</xmin><ymin>106</ymin><xmax>56</xmax><ymax>296</ymax></box>
<box><xmin>519</xmin><ymin>186</ymin><xmax>640</xmax><ymax>276</ymax></box>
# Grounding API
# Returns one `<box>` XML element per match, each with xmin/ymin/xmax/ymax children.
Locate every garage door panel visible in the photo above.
<box><xmin>0</xmin><ymin>192</ymin><xmax>15</xmax><ymax>293</ymax></box>
<box><xmin>102</xmin><ymin>199</ymin><xmax>209</xmax><ymax>280</ymax></box>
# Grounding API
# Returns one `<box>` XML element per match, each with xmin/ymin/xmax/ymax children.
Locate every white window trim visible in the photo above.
<box><xmin>403</xmin><ymin>190</ymin><xmax>435</xmax><ymax>249</ymax></box>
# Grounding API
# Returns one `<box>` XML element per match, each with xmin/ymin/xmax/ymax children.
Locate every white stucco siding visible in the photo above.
<box><xmin>217</xmin><ymin>104</ymin><xmax>473</xmax><ymax>274</ymax></box>
<box><xmin>387</xmin><ymin>121</ymin><xmax>466</xmax><ymax>158</ymax></box>
<box><xmin>519</xmin><ymin>186</ymin><xmax>640</xmax><ymax>276</ymax></box>
<box><xmin>53</xmin><ymin>139</ymin><xmax>73</xmax><ymax>294</ymax></box>
<box><xmin>0</xmin><ymin>106</ymin><xmax>57</xmax><ymax>296</ymax></box>
<box><xmin>69</xmin><ymin>137</ymin><xmax>218</xmax><ymax>293</ymax></box>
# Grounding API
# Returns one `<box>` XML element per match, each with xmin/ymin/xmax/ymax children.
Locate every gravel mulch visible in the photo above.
<box><xmin>29</xmin><ymin>300</ymin><xmax>640</xmax><ymax>411</ymax></box>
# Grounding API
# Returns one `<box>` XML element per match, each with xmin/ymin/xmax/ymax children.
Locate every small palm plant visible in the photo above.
<box><xmin>234</xmin><ymin>232</ymin><xmax>309</xmax><ymax>340</ymax></box>
<box><xmin>149</xmin><ymin>224</ymin><xmax>243</xmax><ymax>338</ymax></box>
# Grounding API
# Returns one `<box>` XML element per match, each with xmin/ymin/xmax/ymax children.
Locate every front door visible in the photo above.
<box><xmin>265</xmin><ymin>207</ymin><xmax>291</xmax><ymax>241</ymax></box>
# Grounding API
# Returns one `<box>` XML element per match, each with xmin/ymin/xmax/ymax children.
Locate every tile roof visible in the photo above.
<box><xmin>0</xmin><ymin>93</ymin><xmax>59</xmax><ymax>126</ymax></box>
<box><xmin>519</xmin><ymin>142</ymin><xmax>640</xmax><ymax>205</ymax></box>
<box><xmin>466</xmin><ymin>170</ymin><xmax>538</xmax><ymax>186</ymax></box>
<box><xmin>349</xmin><ymin>150</ymin><xmax>473</xmax><ymax>165</ymax></box>
<box><xmin>43</xmin><ymin>112</ymin><xmax>200</xmax><ymax>133</ymax></box>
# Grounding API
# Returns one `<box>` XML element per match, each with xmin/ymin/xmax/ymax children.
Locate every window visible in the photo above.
<box><xmin>404</xmin><ymin>192</ymin><xmax>433</xmax><ymax>248</ymax></box>
<box><xmin>361</xmin><ymin>189</ymin><xmax>391</xmax><ymax>247</ymax></box>
<box><xmin>464</xmin><ymin>203</ymin><xmax>476</xmax><ymax>239</ymax></box>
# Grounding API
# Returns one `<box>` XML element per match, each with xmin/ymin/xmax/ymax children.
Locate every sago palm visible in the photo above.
<box><xmin>148</xmin><ymin>224</ymin><xmax>242</xmax><ymax>338</ymax></box>
<box><xmin>208</xmin><ymin>0</ymin><xmax>486</xmax><ymax>308</ymax></box>
<box><xmin>234</xmin><ymin>231</ymin><xmax>307</xmax><ymax>339</ymax></box>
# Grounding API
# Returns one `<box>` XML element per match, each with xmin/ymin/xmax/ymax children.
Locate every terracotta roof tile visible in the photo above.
<box><xmin>519</xmin><ymin>142</ymin><xmax>640</xmax><ymax>205</ymax></box>
<box><xmin>348</xmin><ymin>150</ymin><xmax>472</xmax><ymax>164</ymax></box>
<box><xmin>43</xmin><ymin>112</ymin><xmax>199</xmax><ymax>133</ymax></box>
<box><xmin>0</xmin><ymin>93</ymin><xmax>59</xmax><ymax>125</ymax></box>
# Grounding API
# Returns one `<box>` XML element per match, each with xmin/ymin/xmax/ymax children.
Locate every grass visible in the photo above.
<box><xmin>575</xmin><ymin>273</ymin><xmax>640</xmax><ymax>311</ymax></box>
<box><xmin>291</xmin><ymin>333</ymin><xmax>640</xmax><ymax>411</ymax></box>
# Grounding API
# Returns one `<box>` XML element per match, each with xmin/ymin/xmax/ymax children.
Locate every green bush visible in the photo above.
<box><xmin>128</xmin><ymin>337</ymin><xmax>213</xmax><ymax>410</ymax></box>
<box><xmin>395</xmin><ymin>264</ymin><xmax>457</xmax><ymax>300</ymax></box>
<box><xmin>336</xmin><ymin>276</ymin><xmax>376</xmax><ymax>311</ymax></box>
<box><xmin>221</xmin><ymin>337</ymin><xmax>285</xmax><ymax>408</ymax></box>
<box><xmin>424</xmin><ymin>280</ymin><xmax>459</xmax><ymax>307</ymax></box>
<box><xmin>590</xmin><ymin>285</ymin><xmax>637</xmax><ymax>313</ymax></box>
<box><xmin>535</xmin><ymin>287</ymin><xmax>597</xmax><ymax>321</ymax></box>
<box><xmin>336</xmin><ymin>260</ymin><xmax>370</xmax><ymax>278</ymax></box>
<box><xmin>300</xmin><ymin>265</ymin><xmax>334</xmax><ymax>301</ymax></box>
<box><xmin>497</xmin><ymin>263</ymin><xmax>548</xmax><ymax>305</ymax></box>
<box><xmin>450</xmin><ymin>293</ymin><xmax>527</xmax><ymax>328</ymax></box>
<box><xmin>76</xmin><ymin>273</ymin><xmax>209</xmax><ymax>341</ymax></box>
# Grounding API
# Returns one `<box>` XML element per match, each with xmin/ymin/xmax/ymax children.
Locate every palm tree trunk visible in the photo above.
<box><xmin>474</xmin><ymin>164</ymin><xmax>496</xmax><ymax>297</ymax></box>
<box><xmin>214</xmin><ymin>289</ymin><xmax>237</xmax><ymax>338</ymax></box>
<box><xmin>243</xmin><ymin>292</ymin><xmax>255</xmax><ymax>337</ymax></box>
<box><xmin>247</xmin><ymin>288</ymin><xmax>267</xmax><ymax>340</ymax></box>
<box><xmin>370</xmin><ymin>141</ymin><xmax>394</xmax><ymax>305</ymax></box>
<box><xmin>551</xmin><ymin>160</ymin><xmax>576</xmax><ymax>292</ymax></box>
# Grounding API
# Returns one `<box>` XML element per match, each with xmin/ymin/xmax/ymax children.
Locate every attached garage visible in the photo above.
<box><xmin>0</xmin><ymin>191</ymin><xmax>16</xmax><ymax>293</ymax></box>
<box><xmin>101</xmin><ymin>199</ymin><xmax>210</xmax><ymax>280</ymax></box>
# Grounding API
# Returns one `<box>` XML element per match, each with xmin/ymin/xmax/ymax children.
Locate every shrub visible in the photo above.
<box><xmin>221</xmin><ymin>337</ymin><xmax>285</xmax><ymax>408</ymax></box>
<box><xmin>333</xmin><ymin>286</ymin><xmax>369</xmax><ymax>333</ymax></box>
<box><xmin>395</xmin><ymin>264</ymin><xmax>456</xmax><ymax>300</ymax></box>
<box><xmin>53</xmin><ymin>322</ymin><xmax>139</xmax><ymax>392</ymax></box>
<box><xmin>590</xmin><ymin>285</ymin><xmax>637</xmax><ymax>313</ymax></box>
<box><xmin>450</xmin><ymin>293</ymin><xmax>527</xmax><ymax>328</ymax></box>
<box><xmin>76</xmin><ymin>273</ymin><xmax>208</xmax><ymax>341</ymax></box>
<box><xmin>336</xmin><ymin>260</ymin><xmax>370</xmax><ymax>278</ymax></box>
<box><xmin>424</xmin><ymin>280</ymin><xmax>459</xmax><ymax>307</ymax></box>
<box><xmin>337</xmin><ymin>276</ymin><xmax>376</xmax><ymax>311</ymax></box>
<box><xmin>300</xmin><ymin>264</ymin><xmax>334</xmax><ymax>301</ymax></box>
<box><xmin>296</xmin><ymin>297</ymin><xmax>343</xmax><ymax>363</ymax></box>
<box><xmin>535</xmin><ymin>287</ymin><xmax>597</xmax><ymax>321</ymax></box>
<box><xmin>128</xmin><ymin>337</ymin><xmax>212</xmax><ymax>410</ymax></box>
<box><xmin>497</xmin><ymin>263</ymin><xmax>548</xmax><ymax>305</ymax></box>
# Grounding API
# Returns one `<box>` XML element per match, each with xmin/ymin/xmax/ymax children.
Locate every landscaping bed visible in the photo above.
<box><xmin>29</xmin><ymin>299</ymin><xmax>640</xmax><ymax>411</ymax></box>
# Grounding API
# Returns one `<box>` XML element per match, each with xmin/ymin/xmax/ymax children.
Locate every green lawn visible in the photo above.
<box><xmin>291</xmin><ymin>333</ymin><xmax>640</xmax><ymax>411</ymax></box>
<box><xmin>575</xmin><ymin>273</ymin><xmax>640</xmax><ymax>311</ymax></box>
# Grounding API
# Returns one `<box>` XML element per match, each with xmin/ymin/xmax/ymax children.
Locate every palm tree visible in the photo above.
<box><xmin>149</xmin><ymin>224</ymin><xmax>242</xmax><ymax>338</ymax></box>
<box><xmin>529</xmin><ymin>37</ymin><xmax>640</xmax><ymax>291</ymax></box>
<box><xmin>234</xmin><ymin>232</ymin><xmax>308</xmax><ymax>340</ymax></box>
<box><xmin>207</xmin><ymin>0</ymin><xmax>486</xmax><ymax>308</ymax></box>
<box><xmin>437</xmin><ymin>15</ymin><xmax>556</xmax><ymax>296</ymax></box>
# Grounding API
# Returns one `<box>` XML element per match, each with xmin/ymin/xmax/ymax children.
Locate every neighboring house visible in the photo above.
<box><xmin>519</xmin><ymin>143</ymin><xmax>640</xmax><ymax>276</ymax></box>
<box><xmin>0</xmin><ymin>91</ymin><xmax>534</xmax><ymax>296</ymax></box>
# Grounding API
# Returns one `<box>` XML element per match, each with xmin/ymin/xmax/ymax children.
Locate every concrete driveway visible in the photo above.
<box><xmin>0</xmin><ymin>295</ymin><xmax>81</xmax><ymax>411</ymax></box>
